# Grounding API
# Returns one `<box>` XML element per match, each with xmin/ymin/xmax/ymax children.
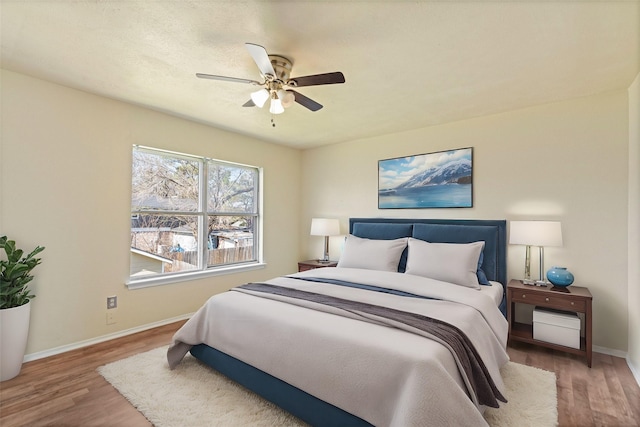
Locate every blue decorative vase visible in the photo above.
<box><xmin>546</xmin><ymin>266</ymin><xmax>574</xmax><ymax>287</ymax></box>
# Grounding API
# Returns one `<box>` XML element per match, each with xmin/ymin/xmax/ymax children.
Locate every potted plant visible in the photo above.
<box><xmin>0</xmin><ymin>236</ymin><xmax>45</xmax><ymax>381</ymax></box>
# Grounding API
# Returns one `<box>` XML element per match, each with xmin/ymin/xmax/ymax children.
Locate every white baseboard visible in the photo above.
<box><xmin>627</xmin><ymin>356</ymin><xmax>640</xmax><ymax>388</ymax></box>
<box><xmin>593</xmin><ymin>344</ymin><xmax>628</xmax><ymax>359</ymax></box>
<box><xmin>23</xmin><ymin>313</ymin><xmax>193</xmax><ymax>363</ymax></box>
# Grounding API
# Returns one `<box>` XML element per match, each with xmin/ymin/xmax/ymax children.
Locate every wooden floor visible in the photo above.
<box><xmin>1</xmin><ymin>321</ymin><xmax>639</xmax><ymax>427</ymax></box>
<box><xmin>509</xmin><ymin>341</ymin><xmax>640</xmax><ymax>426</ymax></box>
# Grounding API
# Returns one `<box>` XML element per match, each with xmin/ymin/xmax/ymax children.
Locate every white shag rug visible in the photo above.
<box><xmin>98</xmin><ymin>347</ymin><xmax>557</xmax><ymax>427</ymax></box>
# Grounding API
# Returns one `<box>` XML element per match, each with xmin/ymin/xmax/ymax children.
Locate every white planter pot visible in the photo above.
<box><xmin>0</xmin><ymin>301</ymin><xmax>31</xmax><ymax>381</ymax></box>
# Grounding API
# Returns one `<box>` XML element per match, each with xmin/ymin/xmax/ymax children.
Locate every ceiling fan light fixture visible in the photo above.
<box><xmin>277</xmin><ymin>89</ymin><xmax>296</xmax><ymax>108</ymax></box>
<box><xmin>250</xmin><ymin>88</ymin><xmax>270</xmax><ymax>108</ymax></box>
<box><xmin>269</xmin><ymin>97</ymin><xmax>285</xmax><ymax>115</ymax></box>
<box><xmin>196</xmin><ymin>43</ymin><xmax>345</xmax><ymax>115</ymax></box>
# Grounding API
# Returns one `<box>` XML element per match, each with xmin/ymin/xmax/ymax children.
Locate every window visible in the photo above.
<box><xmin>129</xmin><ymin>146</ymin><xmax>261</xmax><ymax>286</ymax></box>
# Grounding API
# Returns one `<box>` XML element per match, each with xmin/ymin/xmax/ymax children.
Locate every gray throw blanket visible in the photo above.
<box><xmin>236</xmin><ymin>282</ymin><xmax>507</xmax><ymax>408</ymax></box>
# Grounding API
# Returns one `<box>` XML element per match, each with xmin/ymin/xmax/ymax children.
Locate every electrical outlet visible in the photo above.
<box><xmin>106</xmin><ymin>310</ymin><xmax>117</xmax><ymax>325</ymax></box>
<box><xmin>107</xmin><ymin>296</ymin><xmax>117</xmax><ymax>309</ymax></box>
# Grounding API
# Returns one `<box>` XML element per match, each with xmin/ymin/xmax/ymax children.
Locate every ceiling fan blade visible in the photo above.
<box><xmin>290</xmin><ymin>90</ymin><xmax>323</xmax><ymax>111</ymax></box>
<box><xmin>288</xmin><ymin>72</ymin><xmax>345</xmax><ymax>87</ymax></box>
<box><xmin>196</xmin><ymin>73</ymin><xmax>261</xmax><ymax>85</ymax></box>
<box><xmin>242</xmin><ymin>99</ymin><xmax>255</xmax><ymax>107</ymax></box>
<box><xmin>245</xmin><ymin>43</ymin><xmax>276</xmax><ymax>77</ymax></box>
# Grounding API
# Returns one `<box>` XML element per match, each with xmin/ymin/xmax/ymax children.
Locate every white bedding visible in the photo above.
<box><xmin>483</xmin><ymin>281</ymin><xmax>505</xmax><ymax>306</ymax></box>
<box><xmin>168</xmin><ymin>268</ymin><xmax>509</xmax><ymax>427</ymax></box>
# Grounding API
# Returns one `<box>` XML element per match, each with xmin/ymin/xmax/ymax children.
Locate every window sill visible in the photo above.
<box><xmin>126</xmin><ymin>262</ymin><xmax>266</xmax><ymax>290</ymax></box>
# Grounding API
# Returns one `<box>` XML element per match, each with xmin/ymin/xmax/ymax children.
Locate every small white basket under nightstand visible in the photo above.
<box><xmin>533</xmin><ymin>307</ymin><xmax>580</xmax><ymax>350</ymax></box>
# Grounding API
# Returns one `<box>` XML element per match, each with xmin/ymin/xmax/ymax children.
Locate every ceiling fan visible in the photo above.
<box><xmin>196</xmin><ymin>43</ymin><xmax>345</xmax><ymax>114</ymax></box>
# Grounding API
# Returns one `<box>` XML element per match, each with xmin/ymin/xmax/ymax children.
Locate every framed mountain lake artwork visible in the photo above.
<box><xmin>378</xmin><ymin>147</ymin><xmax>473</xmax><ymax>209</ymax></box>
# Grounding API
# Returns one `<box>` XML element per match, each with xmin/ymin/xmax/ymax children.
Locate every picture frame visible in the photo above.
<box><xmin>378</xmin><ymin>147</ymin><xmax>473</xmax><ymax>209</ymax></box>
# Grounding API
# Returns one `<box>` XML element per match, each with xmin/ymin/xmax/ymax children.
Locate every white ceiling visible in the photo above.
<box><xmin>2</xmin><ymin>1</ymin><xmax>639</xmax><ymax>149</ymax></box>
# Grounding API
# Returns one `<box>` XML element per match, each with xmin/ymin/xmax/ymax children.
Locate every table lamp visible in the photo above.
<box><xmin>509</xmin><ymin>220</ymin><xmax>563</xmax><ymax>285</ymax></box>
<box><xmin>310</xmin><ymin>218</ymin><xmax>340</xmax><ymax>263</ymax></box>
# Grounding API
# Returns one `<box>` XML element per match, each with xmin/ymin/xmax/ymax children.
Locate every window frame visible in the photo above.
<box><xmin>127</xmin><ymin>146</ymin><xmax>264</xmax><ymax>289</ymax></box>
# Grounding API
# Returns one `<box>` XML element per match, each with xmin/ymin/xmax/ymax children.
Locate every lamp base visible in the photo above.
<box><xmin>521</xmin><ymin>278</ymin><xmax>549</xmax><ymax>287</ymax></box>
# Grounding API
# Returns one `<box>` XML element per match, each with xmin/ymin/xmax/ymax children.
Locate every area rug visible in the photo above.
<box><xmin>98</xmin><ymin>347</ymin><xmax>557</xmax><ymax>427</ymax></box>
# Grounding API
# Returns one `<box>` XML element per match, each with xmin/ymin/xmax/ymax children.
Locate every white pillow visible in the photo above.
<box><xmin>337</xmin><ymin>235</ymin><xmax>408</xmax><ymax>272</ymax></box>
<box><xmin>405</xmin><ymin>238</ymin><xmax>484</xmax><ymax>289</ymax></box>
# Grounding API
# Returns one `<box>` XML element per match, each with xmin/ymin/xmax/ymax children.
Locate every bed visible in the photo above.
<box><xmin>168</xmin><ymin>218</ymin><xmax>509</xmax><ymax>427</ymax></box>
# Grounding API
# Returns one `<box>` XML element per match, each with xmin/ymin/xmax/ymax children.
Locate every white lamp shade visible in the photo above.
<box><xmin>250</xmin><ymin>88</ymin><xmax>270</xmax><ymax>108</ymax></box>
<box><xmin>277</xmin><ymin>89</ymin><xmax>295</xmax><ymax>108</ymax></box>
<box><xmin>310</xmin><ymin>218</ymin><xmax>340</xmax><ymax>236</ymax></box>
<box><xmin>269</xmin><ymin>97</ymin><xmax>285</xmax><ymax>114</ymax></box>
<box><xmin>509</xmin><ymin>221</ymin><xmax>563</xmax><ymax>247</ymax></box>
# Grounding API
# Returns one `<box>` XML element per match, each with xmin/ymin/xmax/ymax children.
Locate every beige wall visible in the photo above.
<box><xmin>302</xmin><ymin>91</ymin><xmax>630</xmax><ymax>352</ymax></box>
<box><xmin>0</xmin><ymin>69</ymin><xmax>302</xmax><ymax>355</ymax></box>
<box><xmin>629</xmin><ymin>72</ymin><xmax>640</xmax><ymax>376</ymax></box>
<box><xmin>1</xmin><ymin>67</ymin><xmax>635</xmax><ymax>360</ymax></box>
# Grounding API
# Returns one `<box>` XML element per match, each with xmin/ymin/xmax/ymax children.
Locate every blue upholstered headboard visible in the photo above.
<box><xmin>349</xmin><ymin>218</ymin><xmax>507</xmax><ymax>314</ymax></box>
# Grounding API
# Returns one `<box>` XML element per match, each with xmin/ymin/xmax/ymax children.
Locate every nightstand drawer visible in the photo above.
<box><xmin>511</xmin><ymin>291</ymin><xmax>586</xmax><ymax>312</ymax></box>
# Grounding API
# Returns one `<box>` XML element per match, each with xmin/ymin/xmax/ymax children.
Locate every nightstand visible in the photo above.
<box><xmin>507</xmin><ymin>279</ymin><xmax>593</xmax><ymax>367</ymax></box>
<box><xmin>297</xmin><ymin>260</ymin><xmax>338</xmax><ymax>272</ymax></box>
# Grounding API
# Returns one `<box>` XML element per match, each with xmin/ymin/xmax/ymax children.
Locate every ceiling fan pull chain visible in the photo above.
<box><xmin>271</xmin><ymin>116</ymin><xmax>276</xmax><ymax>128</ymax></box>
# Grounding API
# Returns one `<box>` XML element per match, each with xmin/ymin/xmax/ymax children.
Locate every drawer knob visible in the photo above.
<box><xmin>545</xmin><ymin>297</ymin><xmax>549</xmax><ymax>302</ymax></box>
<box><xmin>571</xmin><ymin>301</ymin><xmax>574</xmax><ymax>305</ymax></box>
<box><xmin>522</xmin><ymin>294</ymin><xmax>526</xmax><ymax>298</ymax></box>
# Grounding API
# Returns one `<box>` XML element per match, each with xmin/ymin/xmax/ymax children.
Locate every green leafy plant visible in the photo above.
<box><xmin>0</xmin><ymin>236</ymin><xmax>45</xmax><ymax>309</ymax></box>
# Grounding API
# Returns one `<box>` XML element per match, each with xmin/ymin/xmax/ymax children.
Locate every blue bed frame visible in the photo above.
<box><xmin>190</xmin><ymin>218</ymin><xmax>507</xmax><ymax>427</ymax></box>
